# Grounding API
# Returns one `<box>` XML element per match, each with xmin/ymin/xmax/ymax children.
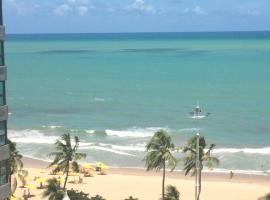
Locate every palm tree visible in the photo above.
<box><xmin>7</xmin><ymin>139</ymin><xmax>28</xmax><ymax>194</ymax></box>
<box><xmin>48</xmin><ymin>133</ymin><xmax>86</xmax><ymax>190</ymax></box>
<box><xmin>43</xmin><ymin>178</ymin><xmax>64</xmax><ymax>200</ymax></box>
<box><xmin>258</xmin><ymin>194</ymin><xmax>270</xmax><ymax>200</ymax></box>
<box><xmin>182</xmin><ymin>135</ymin><xmax>219</xmax><ymax>198</ymax></box>
<box><xmin>164</xmin><ymin>185</ymin><xmax>180</xmax><ymax>200</ymax></box>
<box><xmin>144</xmin><ymin>130</ymin><xmax>176</xmax><ymax>200</ymax></box>
<box><xmin>183</xmin><ymin>135</ymin><xmax>219</xmax><ymax>176</ymax></box>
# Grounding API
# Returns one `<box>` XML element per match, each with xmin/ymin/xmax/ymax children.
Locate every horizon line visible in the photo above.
<box><xmin>6</xmin><ymin>30</ymin><xmax>270</xmax><ymax>35</ymax></box>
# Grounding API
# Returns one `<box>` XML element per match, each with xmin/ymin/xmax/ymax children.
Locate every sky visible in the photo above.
<box><xmin>4</xmin><ymin>0</ymin><xmax>270</xmax><ymax>33</ymax></box>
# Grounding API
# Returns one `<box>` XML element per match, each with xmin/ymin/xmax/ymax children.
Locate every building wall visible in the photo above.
<box><xmin>0</xmin><ymin>0</ymin><xmax>10</xmax><ymax>199</ymax></box>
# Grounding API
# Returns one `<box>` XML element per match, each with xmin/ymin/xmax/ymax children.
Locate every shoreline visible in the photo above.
<box><xmin>22</xmin><ymin>156</ymin><xmax>270</xmax><ymax>186</ymax></box>
<box><xmin>15</xmin><ymin>156</ymin><xmax>270</xmax><ymax>200</ymax></box>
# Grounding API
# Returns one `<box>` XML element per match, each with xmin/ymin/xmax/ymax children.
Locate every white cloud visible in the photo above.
<box><xmin>54</xmin><ymin>4</ymin><xmax>72</xmax><ymax>16</ymax></box>
<box><xmin>54</xmin><ymin>0</ymin><xmax>94</xmax><ymax>16</ymax></box>
<box><xmin>183</xmin><ymin>5</ymin><xmax>207</xmax><ymax>16</ymax></box>
<box><xmin>127</xmin><ymin>0</ymin><xmax>156</xmax><ymax>13</ymax></box>
<box><xmin>77</xmin><ymin>6</ymin><xmax>89</xmax><ymax>16</ymax></box>
<box><xmin>193</xmin><ymin>5</ymin><xmax>207</xmax><ymax>15</ymax></box>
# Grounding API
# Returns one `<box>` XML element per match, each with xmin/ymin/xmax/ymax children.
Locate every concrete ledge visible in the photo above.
<box><xmin>0</xmin><ymin>26</ymin><xmax>5</xmax><ymax>41</ymax></box>
<box><xmin>0</xmin><ymin>183</ymin><xmax>10</xmax><ymax>200</ymax></box>
<box><xmin>0</xmin><ymin>105</ymin><xmax>7</xmax><ymax>121</ymax></box>
<box><xmin>0</xmin><ymin>144</ymin><xmax>9</xmax><ymax>161</ymax></box>
<box><xmin>0</xmin><ymin>66</ymin><xmax>6</xmax><ymax>80</ymax></box>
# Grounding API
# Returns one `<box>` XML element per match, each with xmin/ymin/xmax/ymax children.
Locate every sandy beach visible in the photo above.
<box><xmin>12</xmin><ymin>157</ymin><xmax>270</xmax><ymax>200</ymax></box>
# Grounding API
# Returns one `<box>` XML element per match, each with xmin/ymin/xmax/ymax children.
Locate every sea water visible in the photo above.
<box><xmin>5</xmin><ymin>32</ymin><xmax>270</xmax><ymax>174</ymax></box>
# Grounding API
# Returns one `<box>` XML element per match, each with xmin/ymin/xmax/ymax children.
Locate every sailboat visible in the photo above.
<box><xmin>189</xmin><ymin>101</ymin><xmax>210</xmax><ymax>119</ymax></box>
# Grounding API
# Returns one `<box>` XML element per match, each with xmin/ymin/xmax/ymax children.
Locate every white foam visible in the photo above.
<box><xmin>85</xmin><ymin>142</ymin><xmax>145</xmax><ymax>152</ymax></box>
<box><xmin>80</xmin><ymin>145</ymin><xmax>135</xmax><ymax>156</ymax></box>
<box><xmin>9</xmin><ymin>129</ymin><xmax>59</xmax><ymax>144</ymax></box>
<box><xmin>190</xmin><ymin>115</ymin><xmax>206</xmax><ymax>119</ymax></box>
<box><xmin>178</xmin><ymin>128</ymin><xmax>200</xmax><ymax>132</ymax></box>
<box><xmin>213</xmin><ymin>147</ymin><xmax>270</xmax><ymax>155</ymax></box>
<box><xmin>94</xmin><ymin>98</ymin><xmax>106</xmax><ymax>102</ymax></box>
<box><xmin>111</xmin><ymin>144</ymin><xmax>145</xmax><ymax>152</ymax></box>
<box><xmin>85</xmin><ymin>130</ymin><xmax>95</xmax><ymax>134</ymax></box>
<box><xmin>105</xmin><ymin>127</ymin><xmax>168</xmax><ymax>138</ymax></box>
<box><xmin>42</xmin><ymin>125</ymin><xmax>62</xmax><ymax>129</ymax></box>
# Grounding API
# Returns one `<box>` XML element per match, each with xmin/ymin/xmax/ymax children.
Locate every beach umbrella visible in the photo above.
<box><xmin>57</xmin><ymin>177</ymin><xmax>65</xmax><ymax>184</ymax></box>
<box><xmin>23</xmin><ymin>176</ymin><xmax>33</xmax><ymax>182</ymax></box>
<box><xmin>82</xmin><ymin>163</ymin><xmax>95</xmax><ymax>171</ymax></box>
<box><xmin>24</xmin><ymin>184</ymin><xmax>36</xmax><ymax>189</ymax></box>
<box><xmin>35</xmin><ymin>177</ymin><xmax>47</xmax><ymax>188</ymax></box>
<box><xmin>69</xmin><ymin>172</ymin><xmax>80</xmax><ymax>176</ymax></box>
<box><xmin>96</xmin><ymin>162</ymin><xmax>109</xmax><ymax>170</ymax></box>
<box><xmin>10</xmin><ymin>195</ymin><xmax>19</xmax><ymax>200</ymax></box>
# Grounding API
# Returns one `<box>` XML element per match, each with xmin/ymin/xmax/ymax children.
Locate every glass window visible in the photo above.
<box><xmin>0</xmin><ymin>160</ymin><xmax>8</xmax><ymax>186</ymax></box>
<box><xmin>0</xmin><ymin>121</ymin><xmax>5</xmax><ymax>146</ymax></box>
<box><xmin>0</xmin><ymin>42</ymin><xmax>4</xmax><ymax>66</ymax></box>
<box><xmin>0</xmin><ymin>81</ymin><xmax>4</xmax><ymax>106</ymax></box>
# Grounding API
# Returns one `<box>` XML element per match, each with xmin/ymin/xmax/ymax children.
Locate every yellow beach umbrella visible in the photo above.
<box><xmin>24</xmin><ymin>184</ymin><xmax>36</xmax><ymax>189</ymax></box>
<box><xmin>69</xmin><ymin>172</ymin><xmax>80</xmax><ymax>176</ymax></box>
<box><xmin>35</xmin><ymin>177</ymin><xmax>47</xmax><ymax>188</ymax></box>
<box><xmin>35</xmin><ymin>177</ymin><xmax>47</xmax><ymax>183</ymax></box>
<box><xmin>24</xmin><ymin>176</ymin><xmax>33</xmax><ymax>181</ymax></box>
<box><xmin>10</xmin><ymin>195</ymin><xmax>19</xmax><ymax>200</ymax></box>
<box><xmin>82</xmin><ymin>163</ymin><xmax>95</xmax><ymax>171</ymax></box>
<box><xmin>57</xmin><ymin>177</ymin><xmax>65</xmax><ymax>184</ymax></box>
<box><xmin>96</xmin><ymin>162</ymin><xmax>109</xmax><ymax>170</ymax></box>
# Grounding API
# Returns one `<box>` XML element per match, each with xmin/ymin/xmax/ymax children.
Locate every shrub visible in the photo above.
<box><xmin>164</xmin><ymin>185</ymin><xmax>180</xmax><ymax>200</ymax></box>
<box><xmin>124</xmin><ymin>196</ymin><xmax>139</xmax><ymax>200</ymax></box>
<box><xmin>67</xmin><ymin>189</ymin><xmax>91</xmax><ymax>200</ymax></box>
<box><xmin>90</xmin><ymin>195</ymin><xmax>106</xmax><ymax>200</ymax></box>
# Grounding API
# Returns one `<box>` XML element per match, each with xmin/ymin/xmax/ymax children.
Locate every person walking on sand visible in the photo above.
<box><xmin>230</xmin><ymin>171</ymin><xmax>234</xmax><ymax>179</ymax></box>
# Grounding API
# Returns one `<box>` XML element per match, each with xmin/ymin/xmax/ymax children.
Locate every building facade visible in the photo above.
<box><xmin>0</xmin><ymin>0</ymin><xmax>10</xmax><ymax>199</ymax></box>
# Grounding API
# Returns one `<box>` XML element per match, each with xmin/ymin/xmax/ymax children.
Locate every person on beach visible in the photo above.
<box><xmin>23</xmin><ymin>190</ymin><xmax>28</xmax><ymax>200</ymax></box>
<box><xmin>230</xmin><ymin>171</ymin><xmax>234</xmax><ymax>179</ymax></box>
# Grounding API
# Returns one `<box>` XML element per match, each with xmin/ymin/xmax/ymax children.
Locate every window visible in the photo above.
<box><xmin>0</xmin><ymin>42</ymin><xmax>4</xmax><ymax>66</ymax></box>
<box><xmin>0</xmin><ymin>121</ymin><xmax>5</xmax><ymax>146</ymax></box>
<box><xmin>0</xmin><ymin>160</ymin><xmax>8</xmax><ymax>186</ymax></box>
<box><xmin>0</xmin><ymin>81</ymin><xmax>4</xmax><ymax>106</ymax></box>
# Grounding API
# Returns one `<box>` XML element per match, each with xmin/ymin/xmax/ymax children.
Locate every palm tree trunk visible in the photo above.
<box><xmin>63</xmin><ymin>163</ymin><xmax>70</xmax><ymax>191</ymax></box>
<box><xmin>162</xmin><ymin>160</ymin><xmax>166</xmax><ymax>200</ymax></box>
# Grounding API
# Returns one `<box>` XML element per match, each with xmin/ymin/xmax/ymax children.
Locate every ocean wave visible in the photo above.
<box><xmin>93</xmin><ymin>97</ymin><xmax>106</xmax><ymax>102</ymax></box>
<box><xmin>98</xmin><ymin>143</ymin><xmax>145</xmax><ymax>152</ymax></box>
<box><xmin>80</xmin><ymin>145</ymin><xmax>135</xmax><ymax>156</ymax></box>
<box><xmin>42</xmin><ymin>125</ymin><xmax>63</xmax><ymax>129</ymax></box>
<box><xmin>85</xmin><ymin>130</ymin><xmax>95</xmax><ymax>134</ymax></box>
<box><xmin>105</xmin><ymin>127</ymin><xmax>168</xmax><ymax>138</ymax></box>
<box><xmin>9</xmin><ymin>129</ymin><xmax>59</xmax><ymax>144</ymax></box>
<box><xmin>213</xmin><ymin>147</ymin><xmax>270</xmax><ymax>155</ymax></box>
<box><xmin>178</xmin><ymin>128</ymin><xmax>200</xmax><ymax>132</ymax></box>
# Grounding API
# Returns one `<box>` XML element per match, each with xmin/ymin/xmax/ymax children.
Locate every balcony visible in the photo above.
<box><xmin>0</xmin><ymin>105</ymin><xmax>7</xmax><ymax>121</ymax></box>
<box><xmin>0</xmin><ymin>183</ymin><xmax>10</xmax><ymax>200</ymax></box>
<box><xmin>0</xmin><ymin>26</ymin><xmax>4</xmax><ymax>41</ymax></box>
<box><xmin>0</xmin><ymin>144</ymin><xmax>9</xmax><ymax>161</ymax></box>
<box><xmin>0</xmin><ymin>66</ymin><xmax>6</xmax><ymax>81</ymax></box>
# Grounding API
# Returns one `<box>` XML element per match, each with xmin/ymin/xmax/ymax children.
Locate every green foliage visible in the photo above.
<box><xmin>67</xmin><ymin>189</ymin><xmax>91</xmax><ymax>200</ymax></box>
<box><xmin>89</xmin><ymin>195</ymin><xmax>106</xmax><ymax>200</ymax></box>
<box><xmin>183</xmin><ymin>135</ymin><xmax>219</xmax><ymax>176</ymax></box>
<box><xmin>124</xmin><ymin>196</ymin><xmax>139</xmax><ymax>200</ymax></box>
<box><xmin>7</xmin><ymin>139</ymin><xmax>28</xmax><ymax>194</ymax></box>
<box><xmin>43</xmin><ymin>178</ymin><xmax>64</xmax><ymax>200</ymax></box>
<box><xmin>145</xmin><ymin>130</ymin><xmax>176</xmax><ymax>171</ymax></box>
<box><xmin>258</xmin><ymin>193</ymin><xmax>270</xmax><ymax>200</ymax></box>
<box><xmin>164</xmin><ymin>185</ymin><xmax>180</xmax><ymax>200</ymax></box>
<box><xmin>144</xmin><ymin>130</ymin><xmax>176</xmax><ymax>200</ymax></box>
<box><xmin>48</xmin><ymin>133</ymin><xmax>86</xmax><ymax>190</ymax></box>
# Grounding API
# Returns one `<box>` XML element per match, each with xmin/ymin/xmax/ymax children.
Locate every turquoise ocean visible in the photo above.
<box><xmin>5</xmin><ymin>32</ymin><xmax>270</xmax><ymax>174</ymax></box>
